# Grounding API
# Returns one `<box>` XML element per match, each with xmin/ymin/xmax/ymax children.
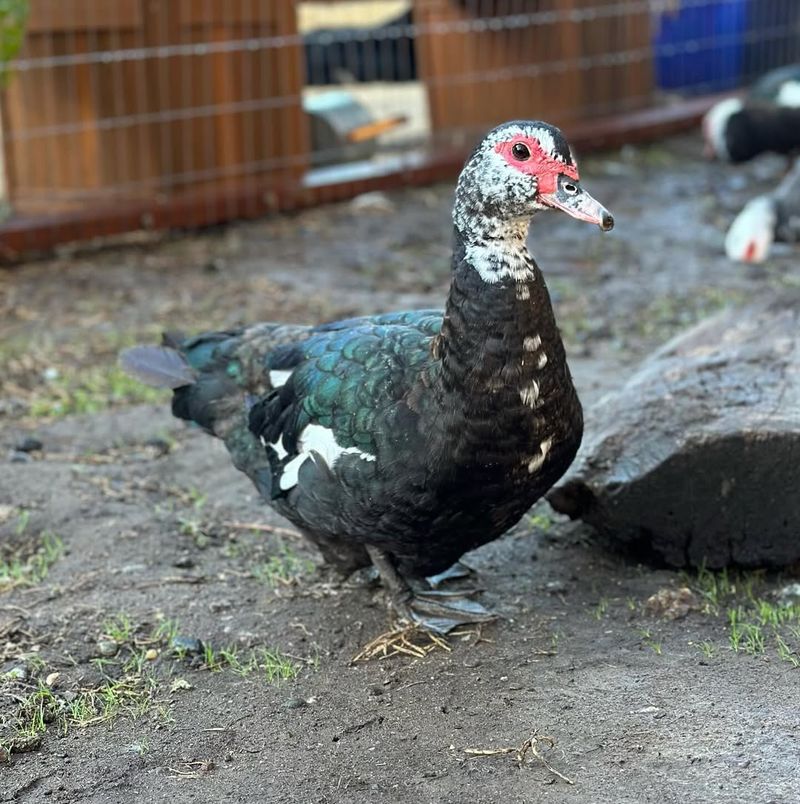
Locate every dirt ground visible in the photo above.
<box><xmin>1</xmin><ymin>135</ymin><xmax>799</xmax><ymax>803</ymax></box>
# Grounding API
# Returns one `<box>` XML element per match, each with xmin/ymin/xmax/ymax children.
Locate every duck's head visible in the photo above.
<box><xmin>454</xmin><ymin>120</ymin><xmax>614</xmax><ymax>237</ymax></box>
<box><xmin>702</xmin><ymin>98</ymin><xmax>744</xmax><ymax>160</ymax></box>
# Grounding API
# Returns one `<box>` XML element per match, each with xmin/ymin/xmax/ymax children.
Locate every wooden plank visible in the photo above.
<box><xmin>0</xmin><ymin>95</ymin><xmax>723</xmax><ymax>261</ymax></box>
<box><xmin>27</xmin><ymin>0</ymin><xmax>143</xmax><ymax>33</ymax></box>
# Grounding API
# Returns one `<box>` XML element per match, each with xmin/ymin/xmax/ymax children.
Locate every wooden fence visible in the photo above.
<box><xmin>0</xmin><ymin>0</ymin><xmax>798</xmax><ymax>257</ymax></box>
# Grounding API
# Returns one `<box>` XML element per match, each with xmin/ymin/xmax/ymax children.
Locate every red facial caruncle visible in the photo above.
<box><xmin>494</xmin><ymin>137</ymin><xmax>579</xmax><ymax>194</ymax></box>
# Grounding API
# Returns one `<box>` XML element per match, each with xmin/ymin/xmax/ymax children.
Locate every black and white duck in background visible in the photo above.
<box><xmin>702</xmin><ymin>64</ymin><xmax>800</xmax><ymax>163</ymax></box>
<box><xmin>121</xmin><ymin>120</ymin><xmax>613</xmax><ymax>633</ymax></box>
<box><xmin>725</xmin><ymin>157</ymin><xmax>800</xmax><ymax>263</ymax></box>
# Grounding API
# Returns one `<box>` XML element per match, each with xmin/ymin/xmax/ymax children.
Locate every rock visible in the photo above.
<box><xmin>548</xmin><ymin>296</ymin><xmax>800</xmax><ymax>568</ymax></box>
<box><xmin>549</xmin><ymin>296</ymin><xmax>800</xmax><ymax>568</ymax></box>
<box><xmin>777</xmin><ymin>583</ymin><xmax>800</xmax><ymax>606</ymax></box>
<box><xmin>645</xmin><ymin>587</ymin><xmax>698</xmax><ymax>620</ymax></box>
<box><xmin>283</xmin><ymin>698</ymin><xmax>307</xmax><ymax>710</ymax></box>
<box><xmin>8</xmin><ymin>450</ymin><xmax>31</xmax><ymax>464</ymax></box>
<box><xmin>14</xmin><ymin>436</ymin><xmax>43</xmax><ymax>453</ymax></box>
<box><xmin>96</xmin><ymin>640</ymin><xmax>119</xmax><ymax>657</ymax></box>
<box><xmin>169</xmin><ymin>635</ymin><xmax>205</xmax><ymax>656</ymax></box>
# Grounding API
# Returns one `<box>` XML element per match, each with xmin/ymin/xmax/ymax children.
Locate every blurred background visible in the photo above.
<box><xmin>0</xmin><ymin>0</ymin><xmax>798</xmax><ymax>256</ymax></box>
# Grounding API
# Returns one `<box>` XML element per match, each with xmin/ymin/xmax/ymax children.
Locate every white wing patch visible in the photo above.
<box><xmin>269</xmin><ymin>370</ymin><xmax>292</xmax><ymax>388</ymax></box>
<box><xmin>278</xmin><ymin>423</ymin><xmax>376</xmax><ymax>491</ymax></box>
<box><xmin>269</xmin><ymin>436</ymin><xmax>289</xmax><ymax>461</ymax></box>
<box><xmin>777</xmin><ymin>81</ymin><xmax>800</xmax><ymax>107</ymax></box>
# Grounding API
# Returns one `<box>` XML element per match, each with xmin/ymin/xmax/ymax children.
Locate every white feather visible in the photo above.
<box><xmin>776</xmin><ymin>81</ymin><xmax>800</xmax><ymax>108</ymax></box>
<box><xmin>278</xmin><ymin>424</ymin><xmax>376</xmax><ymax>491</ymax></box>
<box><xmin>526</xmin><ymin>438</ymin><xmax>553</xmax><ymax>474</ymax></box>
<box><xmin>269</xmin><ymin>436</ymin><xmax>288</xmax><ymax>461</ymax></box>
<box><xmin>269</xmin><ymin>370</ymin><xmax>292</xmax><ymax>388</ymax></box>
<box><xmin>520</xmin><ymin>380</ymin><xmax>540</xmax><ymax>408</ymax></box>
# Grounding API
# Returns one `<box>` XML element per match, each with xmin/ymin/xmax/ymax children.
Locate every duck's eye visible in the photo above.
<box><xmin>511</xmin><ymin>142</ymin><xmax>531</xmax><ymax>161</ymax></box>
<box><xmin>563</xmin><ymin>182</ymin><xmax>577</xmax><ymax>195</ymax></box>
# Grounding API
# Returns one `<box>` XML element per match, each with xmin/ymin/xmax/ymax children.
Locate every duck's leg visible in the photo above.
<box><xmin>426</xmin><ymin>561</ymin><xmax>475</xmax><ymax>588</ymax></box>
<box><xmin>365</xmin><ymin>546</ymin><xmax>495</xmax><ymax>634</ymax></box>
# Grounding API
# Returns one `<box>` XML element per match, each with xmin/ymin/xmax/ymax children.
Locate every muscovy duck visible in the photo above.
<box><xmin>725</xmin><ymin>157</ymin><xmax>800</xmax><ymax>263</ymax></box>
<box><xmin>121</xmin><ymin>120</ymin><xmax>613</xmax><ymax>633</ymax></box>
<box><xmin>702</xmin><ymin>64</ymin><xmax>800</xmax><ymax>162</ymax></box>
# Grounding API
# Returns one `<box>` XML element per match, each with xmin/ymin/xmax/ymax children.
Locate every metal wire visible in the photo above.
<box><xmin>1</xmin><ymin>0</ymin><xmax>798</xmax><ymax>239</ymax></box>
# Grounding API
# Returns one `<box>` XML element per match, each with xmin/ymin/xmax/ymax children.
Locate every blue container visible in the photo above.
<box><xmin>654</xmin><ymin>0</ymin><xmax>748</xmax><ymax>94</ymax></box>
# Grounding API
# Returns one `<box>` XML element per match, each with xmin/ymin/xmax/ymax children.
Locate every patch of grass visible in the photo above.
<box><xmin>28</xmin><ymin>364</ymin><xmax>168</xmax><ymax>418</ymax></box>
<box><xmin>1</xmin><ymin>611</ymin><xmax>307</xmax><ymax>759</ymax></box>
<box><xmin>684</xmin><ymin>566</ymin><xmax>800</xmax><ymax>665</ymax></box>
<box><xmin>252</xmin><ymin>539</ymin><xmax>315</xmax><ymax>588</ymax></box>
<box><xmin>201</xmin><ymin>643</ymin><xmax>301</xmax><ymax>681</ymax></box>
<box><xmin>0</xmin><ymin>531</ymin><xmax>63</xmax><ymax>591</ymax></box>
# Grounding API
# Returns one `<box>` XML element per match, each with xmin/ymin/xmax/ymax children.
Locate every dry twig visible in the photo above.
<box><xmin>464</xmin><ymin>730</ymin><xmax>574</xmax><ymax>785</ymax></box>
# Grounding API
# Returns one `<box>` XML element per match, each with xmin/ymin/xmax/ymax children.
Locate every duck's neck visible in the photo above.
<box><xmin>437</xmin><ymin>217</ymin><xmax>568</xmax><ymax>397</ymax></box>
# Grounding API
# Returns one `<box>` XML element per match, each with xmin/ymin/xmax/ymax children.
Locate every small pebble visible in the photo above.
<box><xmin>15</xmin><ymin>436</ymin><xmax>43</xmax><ymax>453</ymax></box>
<box><xmin>283</xmin><ymin>698</ymin><xmax>307</xmax><ymax>710</ymax></box>
<box><xmin>545</xmin><ymin>580</ymin><xmax>567</xmax><ymax>594</ymax></box>
<box><xmin>172</xmin><ymin>556</ymin><xmax>195</xmax><ymax>569</ymax></box>
<box><xmin>45</xmin><ymin>672</ymin><xmax>61</xmax><ymax>687</ymax></box>
<box><xmin>144</xmin><ymin>437</ymin><xmax>172</xmax><ymax>455</ymax></box>
<box><xmin>145</xmin><ymin>648</ymin><xmax>158</xmax><ymax>661</ymax></box>
<box><xmin>96</xmin><ymin>640</ymin><xmax>119</xmax><ymax>657</ymax></box>
<box><xmin>9</xmin><ymin>450</ymin><xmax>31</xmax><ymax>463</ymax></box>
<box><xmin>169</xmin><ymin>635</ymin><xmax>204</xmax><ymax>656</ymax></box>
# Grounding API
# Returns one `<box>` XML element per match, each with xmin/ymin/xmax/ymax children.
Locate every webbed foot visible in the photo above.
<box><xmin>365</xmin><ymin>547</ymin><xmax>495</xmax><ymax>634</ymax></box>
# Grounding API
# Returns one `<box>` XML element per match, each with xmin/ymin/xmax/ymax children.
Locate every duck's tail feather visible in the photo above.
<box><xmin>118</xmin><ymin>345</ymin><xmax>196</xmax><ymax>389</ymax></box>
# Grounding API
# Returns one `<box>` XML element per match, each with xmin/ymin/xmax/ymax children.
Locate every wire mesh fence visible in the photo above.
<box><xmin>0</xmin><ymin>0</ymin><xmax>798</xmax><ymax>254</ymax></box>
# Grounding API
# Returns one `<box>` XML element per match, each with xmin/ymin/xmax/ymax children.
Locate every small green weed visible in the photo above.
<box><xmin>592</xmin><ymin>598</ymin><xmax>609</xmax><ymax>620</ymax></box>
<box><xmin>638</xmin><ymin>628</ymin><xmax>663</xmax><ymax>655</ymax></box>
<box><xmin>0</xmin><ymin>532</ymin><xmax>63</xmax><ymax>591</ymax></box>
<box><xmin>252</xmin><ymin>540</ymin><xmax>314</xmax><ymax>587</ymax></box>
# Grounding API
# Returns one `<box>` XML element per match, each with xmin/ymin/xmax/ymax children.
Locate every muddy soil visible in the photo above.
<box><xmin>1</xmin><ymin>136</ymin><xmax>799</xmax><ymax>803</ymax></box>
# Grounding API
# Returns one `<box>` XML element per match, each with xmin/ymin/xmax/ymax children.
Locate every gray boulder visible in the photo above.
<box><xmin>548</xmin><ymin>295</ymin><xmax>800</xmax><ymax>568</ymax></box>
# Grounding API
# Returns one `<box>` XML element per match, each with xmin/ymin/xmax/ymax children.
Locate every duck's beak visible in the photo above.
<box><xmin>540</xmin><ymin>177</ymin><xmax>614</xmax><ymax>232</ymax></box>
